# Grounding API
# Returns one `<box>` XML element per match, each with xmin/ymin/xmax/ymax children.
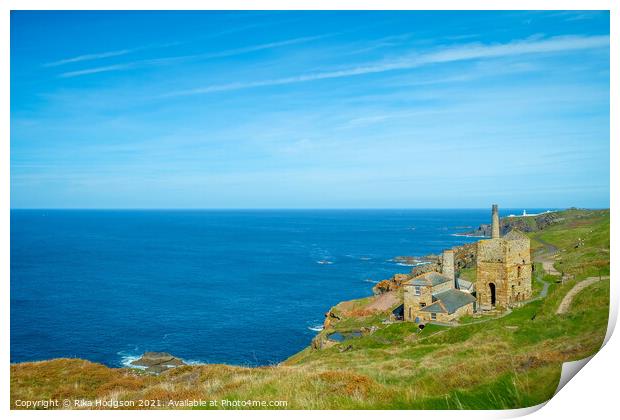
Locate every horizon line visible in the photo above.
<box><xmin>10</xmin><ymin>206</ymin><xmax>604</xmax><ymax>211</ymax></box>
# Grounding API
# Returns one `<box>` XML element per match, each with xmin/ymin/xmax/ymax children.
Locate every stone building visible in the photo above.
<box><xmin>403</xmin><ymin>204</ymin><xmax>533</xmax><ymax>324</ymax></box>
<box><xmin>403</xmin><ymin>250</ymin><xmax>476</xmax><ymax>323</ymax></box>
<box><xmin>475</xmin><ymin>204</ymin><xmax>532</xmax><ymax>309</ymax></box>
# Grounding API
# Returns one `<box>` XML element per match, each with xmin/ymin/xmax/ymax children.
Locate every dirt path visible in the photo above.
<box><xmin>541</xmin><ymin>259</ymin><xmax>560</xmax><ymax>276</ymax></box>
<box><xmin>366</xmin><ymin>291</ymin><xmax>398</xmax><ymax>312</ymax></box>
<box><xmin>556</xmin><ymin>276</ymin><xmax>609</xmax><ymax>315</ymax></box>
<box><xmin>532</xmin><ymin>234</ymin><xmax>561</xmax><ymax>276</ymax></box>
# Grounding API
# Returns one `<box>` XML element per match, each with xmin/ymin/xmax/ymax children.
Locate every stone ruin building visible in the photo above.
<box><xmin>403</xmin><ymin>249</ymin><xmax>476</xmax><ymax>323</ymax></box>
<box><xmin>476</xmin><ymin>204</ymin><xmax>532</xmax><ymax>309</ymax></box>
<box><xmin>403</xmin><ymin>204</ymin><xmax>532</xmax><ymax>323</ymax></box>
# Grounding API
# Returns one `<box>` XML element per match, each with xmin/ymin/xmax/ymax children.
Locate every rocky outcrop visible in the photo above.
<box><xmin>410</xmin><ymin>261</ymin><xmax>440</xmax><ymax>277</ymax></box>
<box><xmin>323</xmin><ymin>310</ymin><xmax>341</xmax><ymax>329</ymax></box>
<box><xmin>374</xmin><ymin>261</ymin><xmax>440</xmax><ymax>295</ymax></box>
<box><xmin>372</xmin><ymin>280</ymin><xmax>394</xmax><ymax>294</ymax></box>
<box><xmin>392</xmin><ymin>256</ymin><xmax>427</xmax><ymax>265</ymax></box>
<box><xmin>311</xmin><ymin>334</ymin><xmax>338</xmax><ymax>350</ymax></box>
<box><xmin>465</xmin><ymin>212</ymin><xmax>561</xmax><ymax>237</ymax></box>
<box><xmin>372</xmin><ymin>273</ymin><xmax>411</xmax><ymax>295</ymax></box>
<box><xmin>452</xmin><ymin>242</ymin><xmax>477</xmax><ymax>270</ymax></box>
<box><xmin>130</xmin><ymin>352</ymin><xmax>186</xmax><ymax>374</ymax></box>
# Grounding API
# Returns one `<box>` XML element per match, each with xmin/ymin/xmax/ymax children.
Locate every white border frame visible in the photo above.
<box><xmin>2</xmin><ymin>2</ymin><xmax>616</xmax><ymax>419</ymax></box>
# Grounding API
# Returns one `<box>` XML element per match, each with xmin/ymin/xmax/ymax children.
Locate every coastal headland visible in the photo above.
<box><xmin>10</xmin><ymin>208</ymin><xmax>610</xmax><ymax>409</ymax></box>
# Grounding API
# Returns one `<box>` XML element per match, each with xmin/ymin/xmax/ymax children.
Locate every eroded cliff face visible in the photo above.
<box><xmin>323</xmin><ymin>310</ymin><xmax>341</xmax><ymax>329</ymax></box>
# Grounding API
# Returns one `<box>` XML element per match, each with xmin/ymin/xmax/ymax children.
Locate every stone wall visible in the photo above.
<box><xmin>476</xmin><ymin>261</ymin><xmax>507</xmax><ymax>307</ymax></box>
<box><xmin>505</xmin><ymin>237</ymin><xmax>532</xmax><ymax>303</ymax></box>
<box><xmin>453</xmin><ymin>302</ymin><xmax>475</xmax><ymax>319</ymax></box>
<box><xmin>476</xmin><ymin>238</ymin><xmax>508</xmax><ymax>307</ymax></box>
<box><xmin>403</xmin><ymin>284</ymin><xmax>433</xmax><ymax>321</ymax></box>
<box><xmin>477</xmin><ymin>238</ymin><xmax>506</xmax><ymax>263</ymax></box>
<box><xmin>505</xmin><ymin>239</ymin><xmax>530</xmax><ymax>265</ymax></box>
<box><xmin>476</xmin><ymin>236</ymin><xmax>532</xmax><ymax>308</ymax></box>
<box><xmin>403</xmin><ymin>286</ymin><xmax>415</xmax><ymax>321</ymax></box>
<box><xmin>442</xmin><ymin>250</ymin><xmax>455</xmax><ymax>281</ymax></box>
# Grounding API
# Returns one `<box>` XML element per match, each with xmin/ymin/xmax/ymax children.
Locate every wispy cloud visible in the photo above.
<box><xmin>59</xmin><ymin>63</ymin><xmax>136</xmax><ymax>78</ymax></box>
<box><xmin>44</xmin><ymin>49</ymin><xmax>134</xmax><ymax>67</ymax></box>
<box><xmin>44</xmin><ymin>41</ymin><xmax>182</xmax><ymax>68</ymax></box>
<box><xmin>47</xmin><ymin>15</ymin><xmax>305</xmax><ymax>70</ymax></box>
<box><xmin>58</xmin><ymin>34</ymin><xmax>332</xmax><ymax>78</ymax></box>
<box><xmin>164</xmin><ymin>34</ymin><xmax>609</xmax><ymax>97</ymax></box>
<box><xmin>195</xmin><ymin>33</ymin><xmax>332</xmax><ymax>59</ymax></box>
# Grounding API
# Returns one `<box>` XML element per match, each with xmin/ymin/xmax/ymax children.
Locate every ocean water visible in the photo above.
<box><xmin>10</xmin><ymin>209</ymin><xmax>541</xmax><ymax>367</ymax></box>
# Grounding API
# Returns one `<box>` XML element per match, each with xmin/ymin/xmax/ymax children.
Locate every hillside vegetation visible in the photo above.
<box><xmin>11</xmin><ymin>209</ymin><xmax>610</xmax><ymax>409</ymax></box>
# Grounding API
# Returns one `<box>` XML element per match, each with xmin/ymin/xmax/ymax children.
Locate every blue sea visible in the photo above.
<box><xmin>10</xmin><ymin>209</ymin><xmax>544</xmax><ymax>367</ymax></box>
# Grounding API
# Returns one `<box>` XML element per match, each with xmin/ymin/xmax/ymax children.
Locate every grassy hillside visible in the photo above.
<box><xmin>530</xmin><ymin>209</ymin><xmax>610</xmax><ymax>279</ymax></box>
<box><xmin>10</xmin><ymin>209</ymin><xmax>610</xmax><ymax>410</ymax></box>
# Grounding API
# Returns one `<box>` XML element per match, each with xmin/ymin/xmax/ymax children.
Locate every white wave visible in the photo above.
<box><xmin>363</xmin><ymin>279</ymin><xmax>379</xmax><ymax>284</ymax></box>
<box><xmin>316</xmin><ymin>260</ymin><xmax>333</xmax><ymax>265</ymax></box>
<box><xmin>395</xmin><ymin>261</ymin><xmax>432</xmax><ymax>267</ymax></box>
<box><xmin>308</xmin><ymin>324</ymin><xmax>324</xmax><ymax>332</ymax></box>
<box><xmin>183</xmin><ymin>359</ymin><xmax>206</xmax><ymax>366</ymax></box>
<box><xmin>118</xmin><ymin>351</ymin><xmax>146</xmax><ymax>370</ymax></box>
<box><xmin>451</xmin><ymin>233</ymin><xmax>488</xmax><ymax>238</ymax></box>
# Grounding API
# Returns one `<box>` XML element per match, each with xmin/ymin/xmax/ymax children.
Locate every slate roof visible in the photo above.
<box><xmin>420</xmin><ymin>301</ymin><xmax>446</xmax><ymax>313</ymax></box>
<box><xmin>406</xmin><ymin>271</ymin><xmax>453</xmax><ymax>287</ymax></box>
<box><xmin>421</xmin><ymin>289</ymin><xmax>476</xmax><ymax>314</ymax></box>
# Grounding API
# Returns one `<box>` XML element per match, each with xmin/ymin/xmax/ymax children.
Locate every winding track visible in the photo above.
<box><xmin>533</xmin><ymin>234</ymin><xmax>561</xmax><ymax>276</ymax></box>
<box><xmin>533</xmin><ymin>233</ymin><xmax>610</xmax><ymax>315</ymax></box>
<box><xmin>556</xmin><ymin>276</ymin><xmax>609</xmax><ymax>315</ymax></box>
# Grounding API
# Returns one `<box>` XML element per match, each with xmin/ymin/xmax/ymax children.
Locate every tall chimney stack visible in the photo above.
<box><xmin>442</xmin><ymin>249</ymin><xmax>455</xmax><ymax>285</ymax></box>
<box><xmin>491</xmin><ymin>204</ymin><xmax>500</xmax><ymax>239</ymax></box>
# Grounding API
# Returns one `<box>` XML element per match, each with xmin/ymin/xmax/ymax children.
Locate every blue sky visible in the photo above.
<box><xmin>10</xmin><ymin>11</ymin><xmax>610</xmax><ymax>209</ymax></box>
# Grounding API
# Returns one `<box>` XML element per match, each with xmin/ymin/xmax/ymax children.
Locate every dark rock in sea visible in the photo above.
<box><xmin>130</xmin><ymin>352</ymin><xmax>186</xmax><ymax>374</ymax></box>
<box><xmin>392</xmin><ymin>256</ymin><xmax>421</xmax><ymax>265</ymax></box>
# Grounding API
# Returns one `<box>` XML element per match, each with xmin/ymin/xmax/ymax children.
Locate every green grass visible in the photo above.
<box><xmin>459</xmin><ymin>266</ymin><xmax>477</xmax><ymax>282</ymax></box>
<box><xmin>530</xmin><ymin>209</ymin><xmax>610</xmax><ymax>279</ymax></box>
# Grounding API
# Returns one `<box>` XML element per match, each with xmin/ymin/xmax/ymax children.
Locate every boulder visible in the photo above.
<box><xmin>130</xmin><ymin>352</ymin><xmax>186</xmax><ymax>374</ymax></box>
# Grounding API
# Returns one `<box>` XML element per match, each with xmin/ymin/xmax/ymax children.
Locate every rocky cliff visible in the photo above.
<box><xmin>465</xmin><ymin>211</ymin><xmax>562</xmax><ymax>237</ymax></box>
